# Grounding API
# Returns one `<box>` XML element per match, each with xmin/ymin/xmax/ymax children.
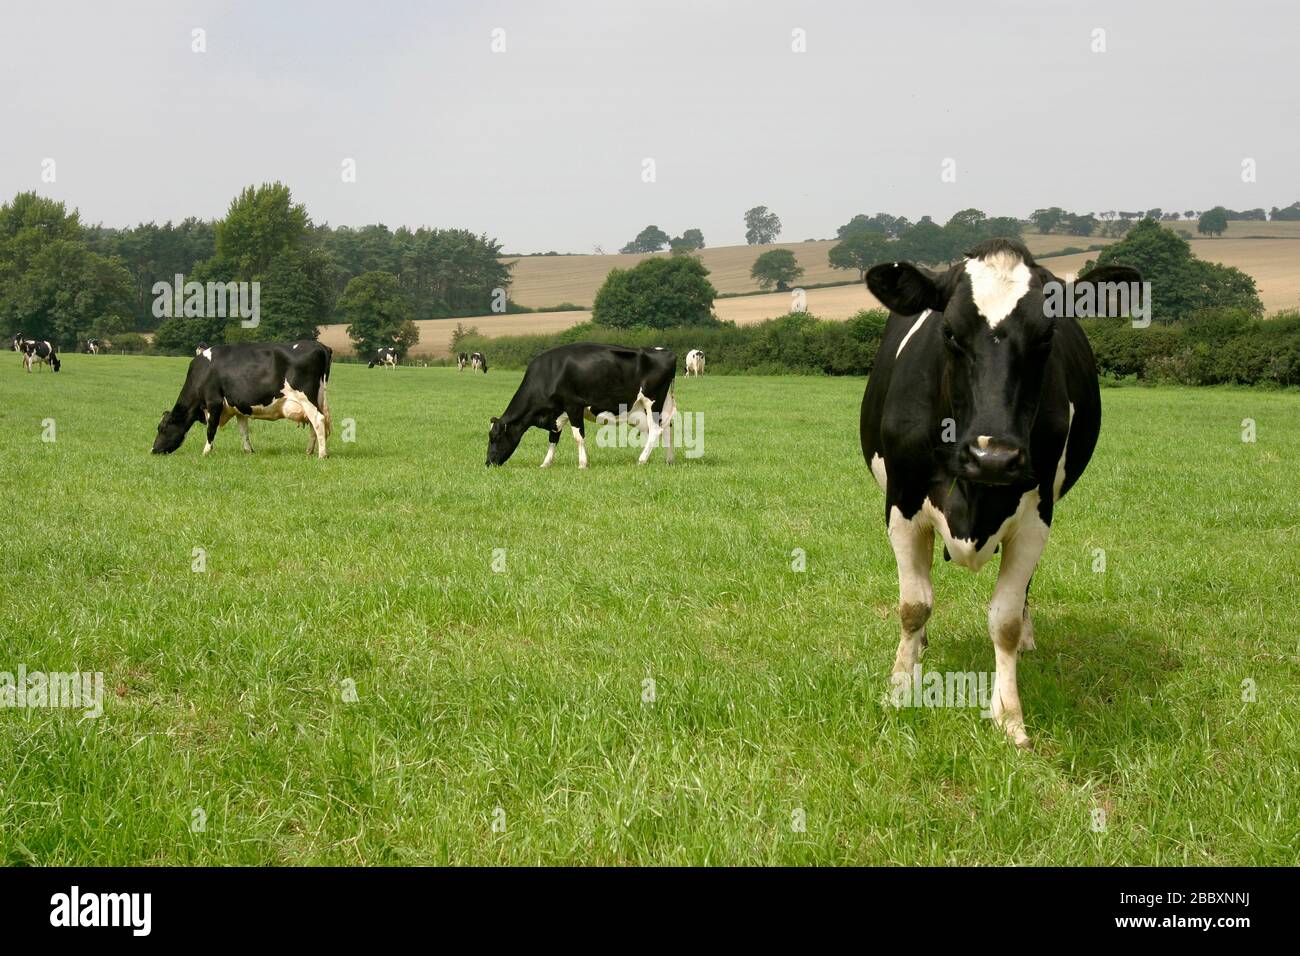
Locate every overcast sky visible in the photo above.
<box><xmin>2</xmin><ymin>0</ymin><xmax>1296</xmax><ymax>251</ymax></box>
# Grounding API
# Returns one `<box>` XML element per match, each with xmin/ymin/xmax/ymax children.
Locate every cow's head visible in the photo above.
<box><xmin>868</xmin><ymin>239</ymin><xmax>1139</xmax><ymax>486</ymax></box>
<box><xmin>486</xmin><ymin>415</ymin><xmax>523</xmax><ymax>466</ymax></box>
<box><xmin>152</xmin><ymin>407</ymin><xmax>196</xmax><ymax>454</ymax></box>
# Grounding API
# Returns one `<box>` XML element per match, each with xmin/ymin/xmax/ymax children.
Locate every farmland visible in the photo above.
<box><xmin>1</xmin><ymin>355</ymin><xmax>1296</xmax><ymax>864</ymax></box>
<box><xmin>318</xmin><ymin>228</ymin><xmax>1300</xmax><ymax>358</ymax></box>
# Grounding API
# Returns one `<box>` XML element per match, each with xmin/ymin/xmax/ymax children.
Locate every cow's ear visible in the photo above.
<box><xmin>866</xmin><ymin>261</ymin><xmax>949</xmax><ymax>315</ymax></box>
<box><xmin>1074</xmin><ymin>263</ymin><xmax>1141</xmax><ymax>289</ymax></box>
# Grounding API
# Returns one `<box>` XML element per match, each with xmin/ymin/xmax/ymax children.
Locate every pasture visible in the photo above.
<box><xmin>1</xmin><ymin>355</ymin><xmax>1297</xmax><ymax>865</ymax></box>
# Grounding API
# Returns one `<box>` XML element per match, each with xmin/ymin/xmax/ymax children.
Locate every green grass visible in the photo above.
<box><xmin>1</xmin><ymin>355</ymin><xmax>1297</xmax><ymax>865</ymax></box>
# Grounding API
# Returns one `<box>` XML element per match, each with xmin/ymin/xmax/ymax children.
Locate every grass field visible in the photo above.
<box><xmin>2</xmin><ymin>355</ymin><xmax>1298</xmax><ymax>864</ymax></box>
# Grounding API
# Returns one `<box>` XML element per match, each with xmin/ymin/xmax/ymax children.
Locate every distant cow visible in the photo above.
<box><xmin>471</xmin><ymin>351</ymin><xmax>488</xmax><ymax>374</ymax></box>
<box><xmin>861</xmin><ymin>238</ymin><xmax>1139</xmax><ymax>748</ymax></box>
<box><xmin>153</xmin><ymin>340</ymin><xmax>333</xmax><ymax>458</ymax></box>
<box><xmin>18</xmin><ymin>339</ymin><xmax>60</xmax><ymax>372</ymax></box>
<box><xmin>685</xmin><ymin>349</ymin><xmax>706</xmax><ymax>376</ymax></box>
<box><xmin>457</xmin><ymin>352</ymin><xmax>468</xmax><ymax>371</ymax></box>
<box><xmin>85</xmin><ymin>339</ymin><xmax>108</xmax><ymax>354</ymax></box>
<box><xmin>487</xmin><ymin>343</ymin><xmax>676</xmax><ymax>469</ymax></box>
<box><xmin>368</xmin><ymin>347</ymin><xmax>398</xmax><ymax>369</ymax></box>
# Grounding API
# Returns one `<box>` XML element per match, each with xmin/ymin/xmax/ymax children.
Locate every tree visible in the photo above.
<box><xmin>592</xmin><ymin>255</ymin><xmax>716</xmax><ymax>329</ymax></box>
<box><xmin>619</xmin><ymin>225</ymin><xmax>670</xmax><ymax>254</ymax></box>
<box><xmin>829</xmin><ymin>232</ymin><xmax>891</xmax><ymax>281</ymax></box>
<box><xmin>1269</xmin><ymin>202</ymin><xmax>1300</xmax><ymax>221</ymax></box>
<box><xmin>1030</xmin><ymin>207</ymin><xmax>1066</xmax><ymax>234</ymax></box>
<box><xmin>895</xmin><ymin>217</ymin><xmax>953</xmax><ymax>265</ymax></box>
<box><xmin>251</xmin><ymin>246</ymin><xmax>336</xmax><ymax>340</ymax></box>
<box><xmin>340</xmin><ymin>271</ymin><xmax>415</xmax><ymax>356</ymax></box>
<box><xmin>670</xmin><ymin>228</ymin><xmax>705</xmax><ymax>252</ymax></box>
<box><xmin>1089</xmin><ymin>218</ymin><xmax>1262</xmax><ymax>321</ymax></box>
<box><xmin>1061</xmin><ymin>212</ymin><xmax>1098</xmax><ymax>236</ymax></box>
<box><xmin>750</xmin><ymin>248</ymin><xmax>804</xmax><ymax>291</ymax></box>
<box><xmin>744</xmin><ymin>206</ymin><xmax>782</xmax><ymax>245</ymax></box>
<box><xmin>1198</xmin><ymin>207</ymin><xmax>1229</xmax><ymax>237</ymax></box>
<box><xmin>215</xmin><ymin>183</ymin><xmax>310</xmax><ymax>278</ymax></box>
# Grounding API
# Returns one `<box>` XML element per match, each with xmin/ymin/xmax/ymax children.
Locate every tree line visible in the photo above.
<box><xmin>0</xmin><ymin>183</ymin><xmax>511</xmax><ymax>355</ymax></box>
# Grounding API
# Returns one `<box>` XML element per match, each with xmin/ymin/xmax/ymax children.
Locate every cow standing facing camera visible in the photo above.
<box><xmin>861</xmin><ymin>238</ymin><xmax>1140</xmax><ymax>748</ymax></box>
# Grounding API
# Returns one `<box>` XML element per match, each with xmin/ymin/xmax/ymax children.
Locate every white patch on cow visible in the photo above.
<box><xmin>886</xmin><ymin>505</ymin><xmax>935</xmax><ymax>694</ymax></box>
<box><xmin>292</xmin><ymin>343</ymin><xmax>299</xmax><ymax>349</ymax></box>
<box><xmin>539</xmin><ymin>441</ymin><xmax>556</xmax><ymax>468</ymax></box>
<box><xmin>1053</xmin><ymin>402</ymin><xmax>1075</xmax><ymax>501</ymax></box>
<box><xmin>869</xmin><ymin>453</ymin><xmax>887</xmax><ymax>492</ymax></box>
<box><xmin>922</xmin><ymin>488</ymin><xmax>1041</xmax><ymax>572</ymax></box>
<box><xmin>964</xmin><ymin>251</ymin><xmax>1031</xmax><ymax>328</ymax></box>
<box><xmin>895</xmin><ymin>309</ymin><xmax>932</xmax><ymax>357</ymax></box>
<box><xmin>977</xmin><ymin>435</ymin><xmax>991</xmax><ymax>449</ymax></box>
<box><xmin>200</xmin><ymin>348</ymin><xmax>213</xmax><ymax>361</ymax></box>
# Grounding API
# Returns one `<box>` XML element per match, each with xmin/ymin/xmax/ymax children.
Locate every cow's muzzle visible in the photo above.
<box><xmin>959</xmin><ymin>439</ymin><xmax>1026</xmax><ymax>485</ymax></box>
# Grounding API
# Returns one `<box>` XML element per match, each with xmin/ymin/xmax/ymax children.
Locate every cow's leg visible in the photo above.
<box><xmin>539</xmin><ymin>427</ymin><xmax>561</xmax><ymax>468</ymax></box>
<box><xmin>637</xmin><ymin>392</ymin><xmax>670</xmax><ymax>465</ymax></box>
<box><xmin>886</xmin><ymin>506</ymin><xmax>934</xmax><ymax>700</ymax></box>
<box><xmin>282</xmin><ymin>383</ymin><xmax>327</xmax><ymax>459</ymax></box>
<box><xmin>1019</xmin><ymin>578</ymin><xmax>1036</xmax><ymax>654</ymax></box>
<box><xmin>658</xmin><ymin>390</ymin><xmax>676</xmax><ymax>465</ymax></box>
<box><xmin>237</xmin><ymin>415</ymin><xmax>253</xmax><ymax>453</ymax></box>
<box><xmin>988</xmin><ymin>518</ymin><xmax>1049</xmax><ymax>748</ymax></box>
<box><xmin>202</xmin><ymin>404</ymin><xmax>222</xmax><ymax>456</ymax></box>
<box><xmin>567</xmin><ymin>408</ymin><xmax>588</xmax><ymax>469</ymax></box>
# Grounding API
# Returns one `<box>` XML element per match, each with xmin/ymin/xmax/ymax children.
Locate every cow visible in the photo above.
<box><xmin>152</xmin><ymin>340</ymin><xmax>333</xmax><ymax>458</ymax></box>
<box><xmin>860</xmin><ymin>238</ymin><xmax>1140</xmax><ymax>748</ymax></box>
<box><xmin>471</xmin><ymin>351</ymin><xmax>488</xmax><ymax>374</ymax></box>
<box><xmin>487</xmin><ymin>343</ymin><xmax>676</xmax><ymax>469</ymax></box>
<box><xmin>457</xmin><ymin>352</ymin><xmax>468</xmax><ymax>371</ymax></box>
<box><xmin>12</xmin><ymin>334</ymin><xmax>31</xmax><ymax>352</ymax></box>
<box><xmin>18</xmin><ymin>339</ymin><xmax>60</xmax><ymax>372</ymax></box>
<box><xmin>685</xmin><ymin>349</ymin><xmax>706</xmax><ymax>376</ymax></box>
<box><xmin>368</xmin><ymin>347</ymin><xmax>398</xmax><ymax>369</ymax></box>
<box><xmin>85</xmin><ymin>339</ymin><xmax>107</xmax><ymax>354</ymax></box>
<box><xmin>194</xmin><ymin>343</ymin><xmax>208</xmax><ymax>356</ymax></box>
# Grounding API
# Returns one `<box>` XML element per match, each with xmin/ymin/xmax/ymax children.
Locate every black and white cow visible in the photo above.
<box><xmin>457</xmin><ymin>352</ymin><xmax>468</xmax><ymax>371</ymax></box>
<box><xmin>368</xmin><ymin>347</ymin><xmax>398</xmax><ymax>369</ymax></box>
<box><xmin>17</xmin><ymin>339</ymin><xmax>60</xmax><ymax>372</ymax></box>
<box><xmin>471</xmin><ymin>351</ymin><xmax>488</xmax><ymax>374</ymax></box>
<box><xmin>487</xmin><ymin>343</ymin><xmax>676</xmax><ymax>469</ymax></box>
<box><xmin>153</xmin><ymin>340</ymin><xmax>333</xmax><ymax>458</ymax></box>
<box><xmin>85</xmin><ymin>339</ymin><xmax>107</xmax><ymax>354</ymax></box>
<box><xmin>194</xmin><ymin>343</ymin><xmax>209</xmax><ymax>356</ymax></box>
<box><xmin>861</xmin><ymin>238</ymin><xmax>1140</xmax><ymax>747</ymax></box>
<box><xmin>685</xmin><ymin>349</ymin><xmax>706</xmax><ymax>376</ymax></box>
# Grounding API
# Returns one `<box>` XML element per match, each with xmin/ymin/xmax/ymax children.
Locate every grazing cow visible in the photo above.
<box><xmin>471</xmin><ymin>351</ymin><xmax>488</xmax><ymax>374</ymax></box>
<box><xmin>85</xmin><ymin>339</ymin><xmax>104</xmax><ymax>354</ymax></box>
<box><xmin>860</xmin><ymin>238</ymin><xmax>1140</xmax><ymax>747</ymax></box>
<box><xmin>457</xmin><ymin>352</ymin><xmax>468</xmax><ymax>371</ymax></box>
<box><xmin>152</xmin><ymin>340</ymin><xmax>333</xmax><ymax>458</ymax></box>
<box><xmin>685</xmin><ymin>349</ymin><xmax>706</xmax><ymax>376</ymax></box>
<box><xmin>18</xmin><ymin>339</ymin><xmax>60</xmax><ymax>372</ymax></box>
<box><xmin>368</xmin><ymin>346</ymin><xmax>398</xmax><ymax>369</ymax></box>
<box><xmin>487</xmin><ymin>343</ymin><xmax>676</xmax><ymax>469</ymax></box>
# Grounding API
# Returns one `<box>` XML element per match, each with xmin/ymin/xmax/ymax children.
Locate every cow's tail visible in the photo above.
<box><xmin>318</xmin><ymin>345</ymin><xmax>333</xmax><ymax>437</ymax></box>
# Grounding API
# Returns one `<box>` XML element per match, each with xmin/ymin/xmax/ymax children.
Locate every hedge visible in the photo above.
<box><xmin>454</xmin><ymin>309</ymin><xmax>1300</xmax><ymax>387</ymax></box>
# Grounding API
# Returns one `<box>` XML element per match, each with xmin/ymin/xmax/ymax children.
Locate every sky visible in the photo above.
<box><xmin>1</xmin><ymin>0</ymin><xmax>1297</xmax><ymax>252</ymax></box>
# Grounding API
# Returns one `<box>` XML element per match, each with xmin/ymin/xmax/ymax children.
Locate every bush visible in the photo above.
<box><xmin>111</xmin><ymin>332</ymin><xmax>150</xmax><ymax>354</ymax></box>
<box><xmin>454</xmin><ymin>307</ymin><xmax>1300</xmax><ymax>387</ymax></box>
<box><xmin>592</xmin><ymin>255</ymin><xmax>717</xmax><ymax>329</ymax></box>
